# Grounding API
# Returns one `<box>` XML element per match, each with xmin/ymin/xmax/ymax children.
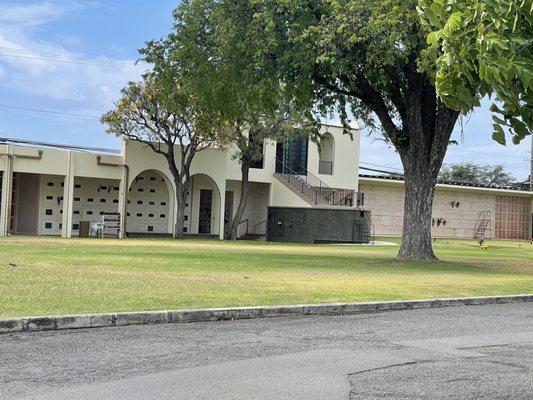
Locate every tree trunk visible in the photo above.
<box><xmin>397</xmin><ymin>170</ymin><xmax>438</xmax><ymax>261</ymax></box>
<box><xmin>226</xmin><ymin>162</ymin><xmax>250</xmax><ymax>240</ymax></box>
<box><xmin>172</xmin><ymin>177</ymin><xmax>189</xmax><ymax>239</ymax></box>
<box><xmin>395</xmin><ymin>105</ymin><xmax>459</xmax><ymax>261</ymax></box>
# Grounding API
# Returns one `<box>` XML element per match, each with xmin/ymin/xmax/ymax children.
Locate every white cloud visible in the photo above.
<box><xmin>0</xmin><ymin>1</ymin><xmax>145</xmax><ymax>112</ymax></box>
<box><xmin>0</xmin><ymin>2</ymin><xmax>70</xmax><ymax>26</ymax></box>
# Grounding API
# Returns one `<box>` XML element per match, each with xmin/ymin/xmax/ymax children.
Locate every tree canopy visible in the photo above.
<box><xmin>253</xmin><ymin>0</ymin><xmax>459</xmax><ymax>260</ymax></box>
<box><xmin>418</xmin><ymin>0</ymin><xmax>532</xmax><ymax>144</ymax></box>
<box><xmin>439</xmin><ymin>162</ymin><xmax>515</xmax><ymax>186</ymax></box>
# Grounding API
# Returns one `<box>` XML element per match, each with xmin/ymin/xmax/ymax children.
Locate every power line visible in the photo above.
<box><xmin>0</xmin><ymin>104</ymin><xmax>101</xmax><ymax>120</ymax></box>
<box><xmin>0</xmin><ymin>46</ymin><xmax>147</xmax><ymax>70</ymax></box>
<box><xmin>360</xmin><ymin>161</ymin><xmax>403</xmax><ymax>171</ymax></box>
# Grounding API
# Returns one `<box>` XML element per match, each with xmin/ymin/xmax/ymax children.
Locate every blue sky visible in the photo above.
<box><xmin>0</xmin><ymin>1</ymin><xmax>530</xmax><ymax>179</ymax></box>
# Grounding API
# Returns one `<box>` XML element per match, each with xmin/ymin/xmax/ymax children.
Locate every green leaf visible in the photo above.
<box><xmin>492</xmin><ymin>124</ymin><xmax>506</xmax><ymax>145</ymax></box>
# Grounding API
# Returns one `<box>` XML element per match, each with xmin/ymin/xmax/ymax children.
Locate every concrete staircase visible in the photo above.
<box><xmin>273</xmin><ymin>168</ymin><xmax>353</xmax><ymax>208</ymax></box>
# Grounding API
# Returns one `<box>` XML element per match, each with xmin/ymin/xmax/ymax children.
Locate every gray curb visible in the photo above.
<box><xmin>1</xmin><ymin>294</ymin><xmax>531</xmax><ymax>335</ymax></box>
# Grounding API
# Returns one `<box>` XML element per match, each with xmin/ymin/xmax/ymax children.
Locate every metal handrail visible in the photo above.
<box><xmin>253</xmin><ymin>219</ymin><xmax>267</xmax><ymax>234</ymax></box>
<box><xmin>237</xmin><ymin>219</ymin><xmax>249</xmax><ymax>235</ymax></box>
<box><xmin>275</xmin><ymin>158</ymin><xmax>340</xmax><ymax>205</ymax></box>
<box><xmin>333</xmin><ymin>191</ymin><xmax>354</xmax><ymax>207</ymax></box>
<box><xmin>473</xmin><ymin>210</ymin><xmax>491</xmax><ymax>238</ymax></box>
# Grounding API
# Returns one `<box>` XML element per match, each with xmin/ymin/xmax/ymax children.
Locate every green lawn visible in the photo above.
<box><xmin>0</xmin><ymin>236</ymin><xmax>532</xmax><ymax>318</ymax></box>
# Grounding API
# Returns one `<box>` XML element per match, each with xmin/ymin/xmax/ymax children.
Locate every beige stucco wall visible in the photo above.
<box><xmin>0</xmin><ymin>123</ymin><xmax>359</xmax><ymax>238</ymax></box>
<box><xmin>36</xmin><ymin>174</ymin><xmax>121</xmax><ymax>236</ymax></box>
<box><xmin>359</xmin><ymin>178</ymin><xmax>532</xmax><ymax>239</ymax></box>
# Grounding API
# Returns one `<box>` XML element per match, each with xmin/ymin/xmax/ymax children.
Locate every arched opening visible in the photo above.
<box><xmin>187</xmin><ymin>173</ymin><xmax>222</xmax><ymax>236</ymax></box>
<box><xmin>126</xmin><ymin>170</ymin><xmax>173</xmax><ymax>236</ymax></box>
<box><xmin>318</xmin><ymin>133</ymin><xmax>335</xmax><ymax>175</ymax></box>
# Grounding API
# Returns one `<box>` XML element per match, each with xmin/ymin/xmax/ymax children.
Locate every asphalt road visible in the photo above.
<box><xmin>1</xmin><ymin>302</ymin><xmax>532</xmax><ymax>399</ymax></box>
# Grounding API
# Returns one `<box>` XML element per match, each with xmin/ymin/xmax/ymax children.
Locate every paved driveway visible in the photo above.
<box><xmin>1</xmin><ymin>302</ymin><xmax>532</xmax><ymax>399</ymax></box>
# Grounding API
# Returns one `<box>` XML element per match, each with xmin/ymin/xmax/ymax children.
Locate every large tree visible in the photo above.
<box><xmin>439</xmin><ymin>162</ymin><xmax>515</xmax><ymax>186</ymax></box>
<box><xmin>253</xmin><ymin>0</ymin><xmax>459</xmax><ymax>260</ymax></box>
<box><xmin>101</xmin><ymin>76</ymin><xmax>215</xmax><ymax>238</ymax></box>
<box><xmin>418</xmin><ymin>0</ymin><xmax>532</xmax><ymax>144</ymax></box>
<box><xmin>163</xmin><ymin>0</ymin><xmax>317</xmax><ymax>240</ymax></box>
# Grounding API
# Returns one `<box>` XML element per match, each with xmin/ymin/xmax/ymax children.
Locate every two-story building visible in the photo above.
<box><xmin>0</xmin><ymin>124</ymin><xmax>360</xmax><ymax>239</ymax></box>
<box><xmin>1</xmin><ymin>124</ymin><xmax>531</xmax><ymax>241</ymax></box>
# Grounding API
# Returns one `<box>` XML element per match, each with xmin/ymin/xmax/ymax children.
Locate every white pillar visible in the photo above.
<box><xmin>268</xmin><ymin>182</ymin><xmax>274</xmax><ymax>206</ymax></box>
<box><xmin>61</xmin><ymin>151</ymin><xmax>75</xmax><ymax>238</ymax></box>
<box><xmin>218</xmin><ymin>179</ymin><xmax>226</xmax><ymax>240</ymax></box>
<box><xmin>117</xmin><ymin>166</ymin><xmax>128</xmax><ymax>238</ymax></box>
<box><xmin>0</xmin><ymin>147</ymin><xmax>14</xmax><ymax>236</ymax></box>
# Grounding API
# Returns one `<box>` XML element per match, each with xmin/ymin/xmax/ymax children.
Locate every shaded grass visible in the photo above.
<box><xmin>0</xmin><ymin>236</ymin><xmax>532</xmax><ymax>318</ymax></box>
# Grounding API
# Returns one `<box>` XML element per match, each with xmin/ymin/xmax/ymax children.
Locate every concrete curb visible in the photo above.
<box><xmin>1</xmin><ymin>294</ymin><xmax>531</xmax><ymax>335</ymax></box>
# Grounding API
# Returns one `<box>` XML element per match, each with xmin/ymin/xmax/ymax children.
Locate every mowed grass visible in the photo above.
<box><xmin>0</xmin><ymin>235</ymin><xmax>532</xmax><ymax>318</ymax></box>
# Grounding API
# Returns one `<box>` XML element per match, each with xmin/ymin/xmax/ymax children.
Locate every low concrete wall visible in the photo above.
<box><xmin>1</xmin><ymin>295</ymin><xmax>530</xmax><ymax>335</ymax></box>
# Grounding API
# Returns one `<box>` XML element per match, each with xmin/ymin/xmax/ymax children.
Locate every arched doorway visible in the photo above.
<box><xmin>319</xmin><ymin>133</ymin><xmax>335</xmax><ymax>175</ymax></box>
<box><xmin>187</xmin><ymin>173</ymin><xmax>222</xmax><ymax>236</ymax></box>
<box><xmin>126</xmin><ymin>170</ymin><xmax>173</xmax><ymax>235</ymax></box>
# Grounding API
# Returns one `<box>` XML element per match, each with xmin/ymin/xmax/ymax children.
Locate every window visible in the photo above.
<box><xmin>318</xmin><ymin>133</ymin><xmax>335</xmax><ymax>175</ymax></box>
<box><xmin>136</xmin><ymin>213</ymin><xmax>142</xmax><ymax>217</ymax></box>
<box><xmin>101</xmin><ymin>186</ymin><xmax>107</xmax><ymax>190</ymax></box>
<box><xmin>45</xmin><ymin>209</ymin><xmax>53</xmax><ymax>216</ymax></box>
<box><xmin>276</xmin><ymin>138</ymin><xmax>308</xmax><ymax>174</ymax></box>
<box><xmin>100</xmin><ymin>199</ymin><xmax>106</xmax><ymax>203</ymax></box>
<box><xmin>87</xmin><ymin>198</ymin><xmax>94</xmax><ymax>203</ymax></box>
<box><xmin>150</xmin><ymin>177</ymin><xmax>156</xmax><ymax>181</ymax></box>
<box><xmin>74</xmin><ymin>210</ymin><xmax>80</xmax><ymax>215</ymax></box>
<box><xmin>59</xmin><ymin>223</ymin><xmax>62</xmax><ymax>229</ymax></box>
<box><xmin>138</xmin><ymin>188</ymin><xmax>144</xmax><ymax>192</ymax></box>
<box><xmin>60</xmin><ymin>210</ymin><xmax>63</xmax><ymax>214</ymax></box>
<box><xmin>160</xmin><ymin>213</ymin><xmax>166</xmax><ymax>218</ymax></box>
<box><xmin>87</xmin><ymin>211</ymin><xmax>93</xmax><ymax>215</ymax></box>
<box><xmin>75</xmin><ymin>184</ymin><xmax>81</xmax><ymax>189</ymax></box>
<box><xmin>47</xmin><ymin>181</ymin><xmax>54</xmax><ymax>187</ymax></box>
<box><xmin>61</xmin><ymin>182</ymin><xmax>64</xmax><ymax>187</ymax></box>
<box><xmin>149</xmin><ymin>201</ymin><xmax>155</xmax><ymax>206</ymax></box>
<box><xmin>148</xmin><ymin>213</ymin><xmax>154</xmax><ymax>218</ymax></box>
<box><xmin>127</xmin><ymin>213</ymin><xmax>131</xmax><ymax>217</ymax></box>
<box><xmin>137</xmin><ymin>200</ymin><xmax>143</xmax><ymax>205</ymax></box>
<box><xmin>184</xmin><ymin>215</ymin><xmax>188</xmax><ymax>221</ymax></box>
<box><xmin>46</xmin><ymin>196</ymin><xmax>53</xmax><ymax>200</ymax></box>
<box><xmin>44</xmin><ymin>222</ymin><xmax>52</xmax><ymax>229</ymax></box>
<box><xmin>100</xmin><ymin>211</ymin><xmax>105</xmax><ymax>215</ymax></box>
<box><xmin>147</xmin><ymin>226</ymin><xmax>154</xmax><ymax>232</ymax></box>
<box><xmin>113</xmin><ymin>186</ymin><xmax>119</xmax><ymax>191</ymax></box>
<box><xmin>72</xmin><ymin>223</ymin><xmax>79</xmax><ymax>230</ymax></box>
<box><xmin>74</xmin><ymin>197</ymin><xmax>80</xmax><ymax>202</ymax></box>
<box><xmin>161</xmin><ymin>202</ymin><xmax>166</xmax><ymax>206</ymax></box>
<box><xmin>113</xmin><ymin>199</ymin><xmax>118</xmax><ymax>204</ymax></box>
<box><xmin>183</xmin><ymin>227</ymin><xmax>188</xmax><ymax>233</ymax></box>
<box><xmin>149</xmin><ymin>189</ymin><xmax>155</xmax><ymax>193</ymax></box>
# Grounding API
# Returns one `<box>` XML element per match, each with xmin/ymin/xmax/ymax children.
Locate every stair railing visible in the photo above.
<box><xmin>237</xmin><ymin>219</ymin><xmax>249</xmax><ymax>235</ymax></box>
<box><xmin>473</xmin><ymin>211</ymin><xmax>491</xmax><ymax>238</ymax></box>
<box><xmin>253</xmin><ymin>219</ymin><xmax>267</xmax><ymax>235</ymax></box>
<box><xmin>275</xmin><ymin>158</ymin><xmax>343</xmax><ymax>206</ymax></box>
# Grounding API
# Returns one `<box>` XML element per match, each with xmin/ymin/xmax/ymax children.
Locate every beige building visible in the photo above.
<box><xmin>0</xmin><ymin>124</ymin><xmax>360</xmax><ymax>239</ymax></box>
<box><xmin>358</xmin><ymin>176</ymin><xmax>532</xmax><ymax>240</ymax></box>
<box><xmin>1</xmin><ymin>124</ymin><xmax>531</xmax><ymax>241</ymax></box>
